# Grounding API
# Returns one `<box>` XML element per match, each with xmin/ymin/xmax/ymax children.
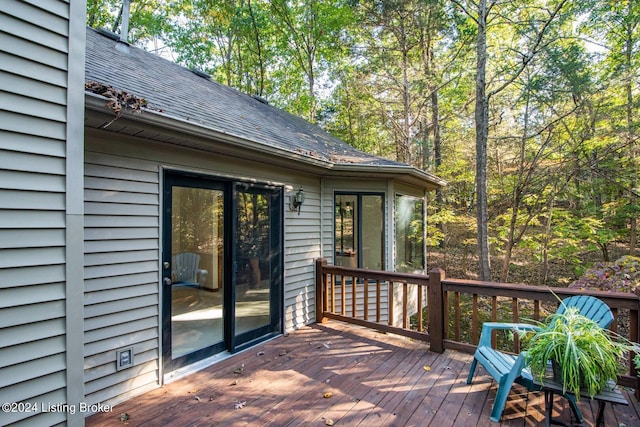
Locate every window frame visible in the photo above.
<box><xmin>394</xmin><ymin>193</ymin><xmax>426</xmax><ymax>273</ymax></box>
<box><xmin>334</xmin><ymin>192</ymin><xmax>385</xmax><ymax>270</ymax></box>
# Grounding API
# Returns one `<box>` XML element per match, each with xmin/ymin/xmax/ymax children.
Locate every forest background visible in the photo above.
<box><xmin>87</xmin><ymin>0</ymin><xmax>639</xmax><ymax>289</ymax></box>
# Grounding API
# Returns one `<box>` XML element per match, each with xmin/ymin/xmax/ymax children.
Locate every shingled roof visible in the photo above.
<box><xmin>84</xmin><ymin>27</ymin><xmax>444</xmax><ymax>188</ymax></box>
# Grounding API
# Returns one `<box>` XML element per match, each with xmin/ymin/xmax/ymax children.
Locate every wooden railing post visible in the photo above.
<box><xmin>315</xmin><ymin>258</ymin><xmax>327</xmax><ymax>323</ymax></box>
<box><xmin>428</xmin><ymin>268</ymin><xmax>445</xmax><ymax>353</ymax></box>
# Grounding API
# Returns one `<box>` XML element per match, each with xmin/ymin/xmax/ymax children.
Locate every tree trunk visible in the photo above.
<box><xmin>542</xmin><ymin>200</ymin><xmax>553</xmax><ymax>285</ymax></box>
<box><xmin>625</xmin><ymin>0</ymin><xmax>637</xmax><ymax>255</ymax></box>
<box><xmin>475</xmin><ymin>0</ymin><xmax>491</xmax><ymax>281</ymax></box>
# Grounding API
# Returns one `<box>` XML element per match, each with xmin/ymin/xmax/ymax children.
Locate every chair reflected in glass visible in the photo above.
<box><xmin>172</xmin><ymin>252</ymin><xmax>208</xmax><ymax>290</ymax></box>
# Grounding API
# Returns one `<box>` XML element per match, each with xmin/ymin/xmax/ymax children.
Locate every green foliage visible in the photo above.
<box><xmin>87</xmin><ymin>0</ymin><xmax>168</xmax><ymax>45</ymax></box>
<box><xmin>85</xmin><ymin>0</ymin><xmax>640</xmax><ymax>277</ymax></box>
<box><xmin>424</xmin><ymin>207</ymin><xmax>457</xmax><ymax>247</ymax></box>
<box><xmin>522</xmin><ymin>307</ymin><xmax>634</xmax><ymax>398</ymax></box>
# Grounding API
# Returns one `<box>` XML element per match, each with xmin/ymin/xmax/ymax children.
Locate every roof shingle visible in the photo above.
<box><xmin>84</xmin><ymin>27</ymin><xmax>444</xmax><ymax>187</ymax></box>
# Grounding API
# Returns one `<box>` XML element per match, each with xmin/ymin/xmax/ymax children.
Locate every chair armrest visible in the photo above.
<box><xmin>478</xmin><ymin>322</ymin><xmax>540</xmax><ymax>347</ymax></box>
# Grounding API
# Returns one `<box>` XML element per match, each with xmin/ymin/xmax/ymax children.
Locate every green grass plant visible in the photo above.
<box><xmin>522</xmin><ymin>306</ymin><xmax>633</xmax><ymax>398</ymax></box>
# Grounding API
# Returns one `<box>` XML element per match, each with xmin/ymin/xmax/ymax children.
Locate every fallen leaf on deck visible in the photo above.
<box><xmin>325</xmin><ymin>419</ymin><xmax>335</xmax><ymax>426</ymax></box>
<box><xmin>424</xmin><ymin>366</ymin><xmax>431</xmax><ymax>372</ymax></box>
<box><xmin>323</xmin><ymin>391</ymin><xmax>333</xmax><ymax>398</ymax></box>
<box><xmin>120</xmin><ymin>413</ymin><xmax>130</xmax><ymax>421</ymax></box>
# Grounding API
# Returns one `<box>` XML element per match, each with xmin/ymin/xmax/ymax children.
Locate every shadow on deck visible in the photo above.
<box><xmin>86</xmin><ymin>321</ymin><xmax>640</xmax><ymax>426</ymax></box>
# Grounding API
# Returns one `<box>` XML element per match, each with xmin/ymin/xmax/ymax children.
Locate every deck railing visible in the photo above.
<box><xmin>315</xmin><ymin>258</ymin><xmax>640</xmax><ymax>394</ymax></box>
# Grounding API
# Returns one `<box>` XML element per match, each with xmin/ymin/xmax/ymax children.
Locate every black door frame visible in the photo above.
<box><xmin>231</xmin><ymin>181</ymin><xmax>284</xmax><ymax>353</ymax></box>
<box><xmin>334</xmin><ymin>191</ymin><xmax>386</xmax><ymax>269</ymax></box>
<box><xmin>162</xmin><ymin>171</ymin><xmax>283</xmax><ymax>373</ymax></box>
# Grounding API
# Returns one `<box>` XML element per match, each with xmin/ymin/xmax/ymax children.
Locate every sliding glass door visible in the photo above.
<box><xmin>162</xmin><ymin>173</ymin><xmax>282</xmax><ymax>372</ymax></box>
<box><xmin>233</xmin><ymin>183</ymin><xmax>282</xmax><ymax>347</ymax></box>
<box><xmin>335</xmin><ymin>193</ymin><xmax>384</xmax><ymax>270</ymax></box>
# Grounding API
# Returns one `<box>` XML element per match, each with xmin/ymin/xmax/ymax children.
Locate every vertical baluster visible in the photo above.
<box><xmin>417</xmin><ymin>283</ymin><xmax>423</xmax><ymax>332</ymax></box>
<box><xmin>491</xmin><ymin>296</ymin><xmax>497</xmax><ymax>348</ymax></box>
<box><xmin>472</xmin><ymin>294</ymin><xmax>478</xmax><ymax>345</ymax></box>
<box><xmin>331</xmin><ymin>274</ymin><xmax>336</xmax><ymax>313</ymax></box>
<box><xmin>443</xmin><ymin>290</ymin><xmax>450</xmax><ymax>339</ymax></box>
<box><xmin>325</xmin><ymin>273</ymin><xmax>330</xmax><ymax>314</ymax></box>
<box><xmin>402</xmin><ymin>282</ymin><xmax>408</xmax><ymax>329</ymax></box>
<box><xmin>352</xmin><ymin>275</ymin><xmax>357</xmax><ymax>318</ymax></box>
<box><xmin>364</xmin><ymin>279</ymin><xmax>369</xmax><ymax>321</ymax></box>
<box><xmin>610</xmin><ymin>307</ymin><xmax>619</xmax><ymax>334</ymax></box>
<box><xmin>376</xmin><ymin>279</ymin><xmax>381</xmax><ymax>323</ymax></box>
<box><xmin>454</xmin><ymin>292</ymin><xmax>461</xmax><ymax>341</ymax></box>
<box><xmin>341</xmin><ymin>275</ymin><xmax>346</xmax><ymax>316</ymax></box>
<box><xmin>512</xmin><ymin>298</ymin><xmax>520</xmax><ymax>352</ymax></box>
<box><xmin>388</xmin><ymin>281</ymin><xmax>394</xmax><ymax>326</ymax></box>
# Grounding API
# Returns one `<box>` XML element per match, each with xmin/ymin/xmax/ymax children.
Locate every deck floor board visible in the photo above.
<box><xmin>86</xmin><ymin>321</ymin><xmax>640</xmax><ymax>426</ymax></box>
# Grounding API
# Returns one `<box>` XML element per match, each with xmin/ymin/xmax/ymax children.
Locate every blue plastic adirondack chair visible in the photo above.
<box><xmin>466</xmin><ymin>295</ymin><xmax>614</xmax><ymax>422</ymax></box>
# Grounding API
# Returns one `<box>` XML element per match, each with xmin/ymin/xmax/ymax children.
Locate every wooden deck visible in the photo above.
<box><xmin>86</xmin><ymin>321</ymin><xmax>640</xmax><ymax>427</ymax></box>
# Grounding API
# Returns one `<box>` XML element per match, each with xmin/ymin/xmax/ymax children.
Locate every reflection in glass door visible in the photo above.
<box><xmin>166</xmin><ymin>183</ymin><xmax>225</xmax><ymax>365</ymax></box>
<box><xmin>232</xmin><ymin>184</ymin><xmax>282</xmax><ymax>350</ymax></box>
<box><xmin>163</xmin><ymin>173</ymin><xmax>282</xmax><ymax>372</ymax></box>
<box><xmin>334</xmin><ymin>193</ymin><xmax>384</xmax><ymax>270</ymax></box>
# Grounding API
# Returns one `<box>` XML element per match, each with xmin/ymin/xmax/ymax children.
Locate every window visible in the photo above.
<box><xmin>335</xmin><ymin>193</ymin><xmax>384</xmax><ymax>270</ymax></box>
<box><xmin>395</xmin><ymin>194</ymin><xmax>425</xmax><ymax>272</ymax></box>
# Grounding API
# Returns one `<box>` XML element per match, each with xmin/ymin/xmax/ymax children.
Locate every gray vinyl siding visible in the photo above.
<box><xmin>81</xmin><ymin>133</ymin><xmax>324</xmax><ymax>404</ymax></box>
<box><xmin>284</xmin><ymin>187</ymin><xmax>322</xmax><ymax>329</ymax></box>
<box><xmin>83</xmin><ymin>151</ymin><xmax>161</xmax><ymax>405</ymax></box>
<box><xmin>0</xmin><ymin>0</ymin><xmax>75</xmax><ymax>425</ymax></box>
<box><xmin>319</xmin><ymin>179</ymin><xmax>392</xmax><ymax>324</ymax></box>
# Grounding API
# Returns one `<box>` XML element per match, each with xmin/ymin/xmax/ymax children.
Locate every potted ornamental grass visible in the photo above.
<box><xmin>521</xmin><ymin>306</ymin><xmax>635</xmax><ymax>398</ymax></box>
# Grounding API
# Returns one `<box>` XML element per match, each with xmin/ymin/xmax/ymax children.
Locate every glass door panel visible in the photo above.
<box><xmin>232</xmin><ymin>184</ymin><xmax>282</xmax><ymax>350</ymax></box>
<box><xmin>234</xmin><ymin>191</ymin><xmax>270</xmax><ymax>335</ymax></box>
<box><xmin>335</xmin><ymin>194</ymin><xmax>358</xmax><ymax>267</ymax></box>
<box><xmin>170</xmin><ymin>186</ymin><xmax>224</xmax><ymax>359</ymax></box>
<box><xmin>163</xmin><ymin>173</ymin><xmax>282</xmax><ymax>370</ymax></box>
<box><xmin>334</xmin><ymin>193</ymin><xmax>384</xmax><ymax>269</ymax></box>
<box><xmin>361</xmin><ymin>195</ymin><xmax>384</xmax><ymax>270</ymax></box>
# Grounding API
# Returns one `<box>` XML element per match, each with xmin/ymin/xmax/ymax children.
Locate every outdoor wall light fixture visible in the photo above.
<box><xmin>290</xmin><ymin>187</ymin><xmax>305</xmax><ymax>214</ymax></box>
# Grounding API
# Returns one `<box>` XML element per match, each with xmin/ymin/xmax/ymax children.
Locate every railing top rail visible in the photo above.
<box><xmin>441</xmin><ymin>277</ymin><xmax>638</xmax><ymax>309</ymax></box>
<box><xmin>319</xmin><ymin>263</ymin><xmax>637</xmax><ymax>306</ymax></box>
<box><xmin>320</xmin><ymin>264</ymin><xmax>430</xmax><ymax>284</ymax></box>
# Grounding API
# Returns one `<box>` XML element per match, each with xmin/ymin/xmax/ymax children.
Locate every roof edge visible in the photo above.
<box><xmin>85</xmin><ymin>93</ymin><xmax>446</xmax><ymax>189</ymax></box>
<box><xmin>331</xmin><ymin>164</ymin><xmax>447</xmax><ymax>189</ymax></box>
<box><xmin>85</xmin><ymin>92</ymin><xmax>333</xmax><ymax>168</ymax></box>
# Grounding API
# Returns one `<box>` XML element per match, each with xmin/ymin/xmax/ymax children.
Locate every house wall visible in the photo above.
<box><xmin>0</xmin><ymin>1</ymin><xmax>85</xmax><ymax>426</ymax></box>
<box><xmin>320</xmin><ymin>180</ymin><xmax>430</xmax><ymax>326</ymax></box>
<box><xmin>82</xmin><ymin>131</ymin><xmax>322</xmax><ymax>407</ymax></box>
<box><xmin>392</xmin><ymin>183</ymin><xmax>429</xmax><ymax>325</ymax></box>
<box><xmin>321</xmin><ymin>177</ymin><xmax>392</xmax><ymax>266</ymax></box>
<box><xmin>320</xmin><ymin>178</ymin><xmax>394</xmax><ymax>323</ymax></box>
